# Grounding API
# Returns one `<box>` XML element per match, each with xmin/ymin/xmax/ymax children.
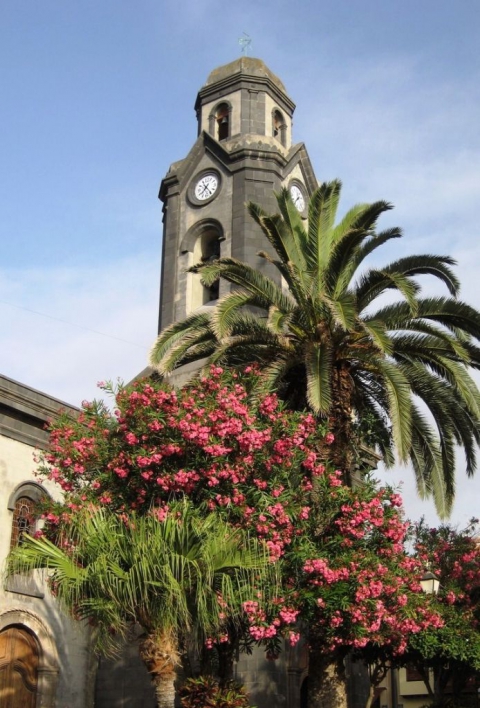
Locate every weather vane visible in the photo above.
<box><xmin>238</xmin><ymin>33</ymin><xmax>252</xmax><ymax>56</ymax></box>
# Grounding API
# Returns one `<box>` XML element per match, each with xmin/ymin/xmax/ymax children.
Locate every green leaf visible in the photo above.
<box><xmin>305</xmin><ymin>341</ymin><xmax>332</xmax><ymax>413</ymax></box>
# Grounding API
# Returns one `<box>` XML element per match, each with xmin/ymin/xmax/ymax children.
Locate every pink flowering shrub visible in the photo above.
<box><xmin>292</xmin><ymin>481</ymin><xmax>443</xmax><ymax>658</ymax></box>
<box><xmin>39</xmin><ymin>367</ymin><xmax>327</xmax><ymax>567</ymax></box>
<box><xmin>403</xmin><ymin>521</ymin><xmax>480</xmax><ymax>697</ymax></box>
<box><xmin>35</xmin><ymin>367</ymin><xmax>442</xmax><ymax>663</ymax></box>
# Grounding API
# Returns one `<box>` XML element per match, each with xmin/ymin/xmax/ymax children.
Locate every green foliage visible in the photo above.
<box><xmin>7</xmin><ymin>502</ymin><xmax>275</xmax><ymax>657</ymax></box>
<box><xmin>403</xmin><ymin>520</ymin><xmax>480</xmax><ymax>700</ymax></box>
<box><xmin>150</xmin><ymin>180</ymin><xmax>480</xmax><ymax>516</ymax></box>
<box><xmin>11</xmin><ymin>368</ymin><xmax>445</xmax><ymax>668</ymax></box>
<box><xmin>180</xmin><ymin>676</ymin><xmax>255</xmax><ymax>708</ymax></box>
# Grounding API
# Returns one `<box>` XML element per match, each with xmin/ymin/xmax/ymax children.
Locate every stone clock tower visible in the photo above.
<box><xmin>158</xmin><ymin>57</ymin><xmax>319</xmax><ymax>333</ymax></box>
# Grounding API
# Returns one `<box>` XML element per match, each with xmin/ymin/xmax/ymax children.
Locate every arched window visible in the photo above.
<box><xmin>273</xmin><ymin>109</ymin><xmax>287</xmax><ymax>147</ymax></box>
<box><xmin>180</xmin><ymin>220</ymin><xmax>225</xmax><ymax>313</ymax></box>
<box><xmin>215</xmin><ymin>103</ymin><xmax>230</xmax><ymax>141</ymax></box>
<box><xmin>8</xmin><ymin>482</ymin><xmax>47</xmax><ymax>549</ymax></box>
<box><xmin>11</xmin><ymin>497</ymin><xmax>36</xmax><ymax>548</ymax></box>
<box><xmin>7</xmin><ymin>482</ymin><xmax>49</xmax><ymax>597</ymax></box>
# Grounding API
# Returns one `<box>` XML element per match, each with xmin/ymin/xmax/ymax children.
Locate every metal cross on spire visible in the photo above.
<box><xmin>238</xmin><ymin>33</ymin><xmax>252</xmax><ymax>56</ymax></box>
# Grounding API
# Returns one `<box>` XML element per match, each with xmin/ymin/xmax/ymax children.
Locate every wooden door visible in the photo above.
<box><xmin>0</xmin><ymin>627</ymin><xmax>39</xmax><ymax>708</ymax></box>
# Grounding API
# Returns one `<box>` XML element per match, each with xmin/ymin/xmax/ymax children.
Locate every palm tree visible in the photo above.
<box><xmin>150</xmin><ymin>180</ymin><xmax>480</xmax><ymax>517</ymax></box>
<box><xmin>7</xmin><ymin>503</ymin><xmax>273</xmax><ymax>708</ymax></box>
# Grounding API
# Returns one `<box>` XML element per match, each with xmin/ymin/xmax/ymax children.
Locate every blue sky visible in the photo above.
<box><xmin>1</xmin><ymin>0</ymin><xmax>480</xmax><ymax>524</ymax></box>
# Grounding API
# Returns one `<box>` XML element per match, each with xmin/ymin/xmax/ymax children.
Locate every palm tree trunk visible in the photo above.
<box><xmin>153</xmin><ymin>675</ymin><xmax>176</xmax><ymax>708</ymax></box>
<box><xmin>307</xmin><ymin>650</ymin><xmax>348</xmax><ymax>708</ymax></box>
<box><xmin>330</xmin><ymin>363</ymin><xmax>354</xmax><ymax>485</ymax></box>
<box><xmin>139</xmin><ymin>630</ymin><xmax>179</xmax><ymax>708</ymax></box>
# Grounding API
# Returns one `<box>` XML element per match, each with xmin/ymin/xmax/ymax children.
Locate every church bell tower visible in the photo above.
<box><xmin>158</xmin><ymin>57</ymin><xmax>318</xmax><ymax>332</ymax></box>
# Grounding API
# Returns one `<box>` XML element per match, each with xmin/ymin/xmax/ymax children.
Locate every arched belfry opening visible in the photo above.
<box><xmin>273</xmin><ymin>108</ymin><xmax>287</xmax><ymax>146</ymax></box>
<box><xmin>180</xmin><ymin>220</ymin><xmax>225</xmax><ymax>313</ymax></box>
<box><xmin>200</xmin><ymin>231</ymin><xmax>221</xmax><ymax>302</ymax></box>
<box><xmin>209</xmin><ymin>102</ymin><xmax>231</xmax><ymax>141</ymax></box>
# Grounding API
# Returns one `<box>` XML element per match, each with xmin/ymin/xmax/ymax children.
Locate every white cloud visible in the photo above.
<box><xmin>377</xmin><ymin>461</ymin><xmax>480</xmax><ymax>529</ymax></box>
<box><xmin>0</xmin><ymin>254</ymin><xmax>159</xmax><ymax>406</ymax></box>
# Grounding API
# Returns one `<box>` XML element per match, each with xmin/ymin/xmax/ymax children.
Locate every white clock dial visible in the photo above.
<box><xmin>194</xmin><ymin>174</ymin><xmax>219</xmax><ymax>201</ymax></box>
<box><xmin>290</xmin><ymin>184</ymin><xmax>305</xmax><ymax>212</ymax></box>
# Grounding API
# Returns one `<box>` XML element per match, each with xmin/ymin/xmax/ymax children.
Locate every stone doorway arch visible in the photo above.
<box><xmin>0</xmin><ymin>611</ymin><xmax>59</xmax><ymax>708</ymax></box>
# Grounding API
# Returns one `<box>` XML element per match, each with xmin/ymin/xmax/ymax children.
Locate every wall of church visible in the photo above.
<box><xmin>0</xmin><ymin>386</ymin><xmax>92</xmax><ymax>708</ymax></box>
<box><xmin>282</xmin><ymin>163</ymin><xmax>306</xmax><ymax>190</ymax></box>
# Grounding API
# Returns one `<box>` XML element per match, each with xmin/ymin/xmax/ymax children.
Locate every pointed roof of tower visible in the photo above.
<box><xmin>204</xmin><ymin>57</ymin><xmax>287</xmax><ymax>94</ymax></box>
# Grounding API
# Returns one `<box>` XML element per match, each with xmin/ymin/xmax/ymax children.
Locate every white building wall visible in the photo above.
<box><xmin>0</xmin><ymin>378</ymin><xmax>92</xmax><ymax>708</ymax></box>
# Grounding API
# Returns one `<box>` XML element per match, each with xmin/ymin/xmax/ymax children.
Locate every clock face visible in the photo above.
<box><xmin>290</xmin><ymin>184</ymin><xmax>305</xmax><ymax>212</ymax></box>
<box><xmin>194</xmin><ymin>174</ymin><xmax>219</xmax><ymax>201</ymax></box>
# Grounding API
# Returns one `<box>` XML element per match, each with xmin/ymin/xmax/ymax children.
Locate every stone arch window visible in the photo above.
<box><xmin>11</xmin><ymin>497</ymin><xmax>36</xmax><ymax>549</ymax></box>
<box><xmin>8</xmin><ymin>481</ymin><xmax>48</xmax><ymax>550</ymax></box>
<box><xmin>180</xmin><ymin>220</ymin><xmax>225</xmax><ymax>312</ymax></box>
<box><xmin>209</xmin><ymin>102</ymin><xmax>231</xmax><ymax>141</ymax></box>
<box><xmin>272</xmin><ymin>108</ymin><xmax>287</xmax><ymax>147</ymax></box>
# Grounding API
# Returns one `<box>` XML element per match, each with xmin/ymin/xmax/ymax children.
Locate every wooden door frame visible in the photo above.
<box><xmin>0</xmin><ymin>610</ymin><xmax>59</xmax><ymax>708</ymax></box>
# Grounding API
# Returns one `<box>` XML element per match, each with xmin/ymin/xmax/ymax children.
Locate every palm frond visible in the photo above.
<box><xmin>357</xmin><ymin>319</ymin><xmax>394</xmax><ymax>355</ymax></box>
<box><xmin>305</xmin><ymin>341</ymin><xmax>333</xmax><ymax>413</ymax></box>
<box><xmin>356</xmin><ymin>269</ymin><xmax>420</xmax><ymax>314</ymax></box>
<box><xmin>381</xmin><ymin>254</ymin><xmax>460</xmax><ymax>297</ymax></box>
<box><xmin>307</xmin><ymin>180</ymin><xmax>342</xmax><ymax>276</ymax></box>
<box><xmin>322</xmin><ymin>292</ymin><xmax>357</xmax><ymax>331</ymax></box>
<box><xmin>373</xmin><ymin>298</ymin><xmax>480</xmax><ymax>340</ymax></box>
<box><xmin>325</xmin><ymin>227</ymin><xmax>372</xmax><ymax>297</ymax></box>
<box><xmin>390</xmin><ymin>326</ymin><xmax>471</xmax><ymax>363</ymax></box>
<box><xmin>150</xmin><ymin>312</ymin><xmax>213</xmax><ymax>368</ymax></box>
<box><xmin>367</xmin><ymin>357</ymin><xmax>412</xmax><ymax>462</ymax></box>
<box><xmin>156</xmin><ymin>328</ymin><xmax>217</xmax><ymax>374</ymax></box>
<box><xmin>400</xmin><ymin>362</ymin><xmax>477</xmax><ymax>495</ymax></box>
<box><xmin>274</xmin><ymin>188</ymin><xmax>309</xmax><ymax>264</ymax></box>
<box><xmin>248</xmin><ymin>197</ymin><xmax>308</xmax><ymax>273</ymax></box>
<box><xmin>409</xmin><ymin>405</ymin><xmax>450</xmax><ymax>517</ymax></box>
<box><xmin>343</xmin><ymin>228</ymin><xmax>403</xmax><ymax>285</ymax></box>
<box><xmin>341</xmin><ymin>200</ymin><xmax>393</xmax><ymax>235</ymax></box>
<box><xmin>191</xmin><ymin>257</ymin><xmax>293</xmax><ymax>312</ymax></box>
<box><xmin>212</xmin><ymin>290</ymin><xmax>268</xmax><ymax>338</ymax></box>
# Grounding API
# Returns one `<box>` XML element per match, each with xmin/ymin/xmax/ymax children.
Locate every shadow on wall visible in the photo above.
<box><xmin>95</xmin><ymin>631</ymin><xmax>156</xmax><ymax>708</ymax></box>
<box><xmin>234</xmin><ymin>647</ymin><xmax>290</xmax><ymax>708</ymax></box>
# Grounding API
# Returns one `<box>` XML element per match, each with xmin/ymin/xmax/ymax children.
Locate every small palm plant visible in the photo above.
<box><xmin>7</xmin><ymin>503</ymin><xmax>273</xmax><ymax>708</ymax></box>
<box><xmin>151</xmin><ymin>180</ymin><xmax>480</xmax><ymax>516</ymax></box>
